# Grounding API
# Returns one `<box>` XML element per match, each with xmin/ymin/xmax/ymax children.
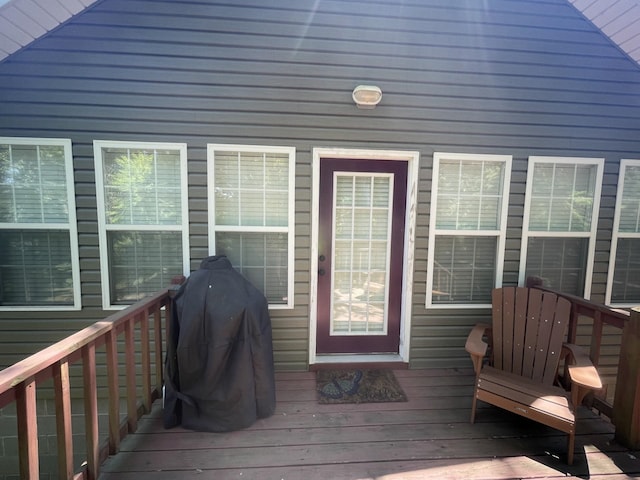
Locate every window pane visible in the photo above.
<box><xmin>619</xmin><ymin>165</ymin><xmax>640</xmax><ymax>233</ymax></box>
<box><xmin>529</xmin><ymin>163</ymin><xmax>597</xmax><ymax>232</ymax></box>
<box><xmin>242</xmin><ymin>189</ymin><xmax>265</xmax><ymax>226</ymax></box>
<box><xmin>460</xmin><ymin>161</ymin><xmax>483</xmax><ymax>194</ymax></box>
<box><xmin>214</xmin><ymin>187</ymin><xmax>239</xmax><ymax>225</ymax></box>
<box><xmin>0</xmin><ymin>230</ymin><xmax>74</xmax><ymax>305</ymax></box>
<box><xmin>265</xmin><ymin>191</ymin><xmax>288</xmax><ymax>226</ymax></box>
<box><xmin>456</xmin><ymin>197</ymin><xmax>481</xmax><ymax>229</ymax></box>
<box><xmin>264</xmin><ymin>153</ymin><xmax>289</xmax><ymax>189</ymax></box>
<box><xmin>479</xmin><ymin>197</ymin><xmax>501</xmax><ymax>229</ymax></box>
<box><xmin>215</xmin><ymin>232</ymin><xmax>289</xmax><ymax>305</ymax></box>
<box><xmin>432</xmin><ymin>236</ymin><xmax>496</xmax><ymax>304</ymax></box>
<box><xmin>0</xmin><ymin>143</ymin><xmax>68</xmax><ymax>223</ymax></box>
<box><xmin>214</xmin><ymin>151</ymin><xmax>289</xmax><ymax>227</ymax></box>
<box><xmin>102</xmin><ymin>148</ymin><xmax>182</xmax><ymax>225</ymax></box>
<box><xmin>438</xmin><ymin>161</ymin><xmax>461</xmax><ymax>194</ymax></box>
<box><xmin>435</xmin><ymin>197</ymin><xmax>458</xmax><ymax>229</ymax></box>
<box><xmin>436</xmin><ymin>159</ymin><xmax>505</xmax><ymax>230</ymax></box>
<box><xmin>240</xmin><ymin>152</ymin><xmax>264</xmax><ymax>189</ymax></box>
<box><xmin>525</xmin><ymin>237</ymin><xmax>588</xmax><ymax>296</ymax></box>
<box><xmin>611</xmin><ymin>238</ymin><xmax>640</xmax><ymax>303</ymax></box>
<box><xmin>483</xmin><ymin>162</ymin><xmax>503</xmax><ymax>195</ymax></box>
<box><xmin>108</xmin><ymin>231</ymin><xmax>183</xmax><ymax>304</ymax></box>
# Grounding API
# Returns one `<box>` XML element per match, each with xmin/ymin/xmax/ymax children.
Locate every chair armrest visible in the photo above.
<box><xmin>465</xmin><ymin>323</ymin><xmax>491</xmax><ymax>357</ymax></box>
<box><xmin>466</xmin><ymin>323</ymin><xmax>491</xmax><ymax>375</ymax></box>
<box><xmin>563</xmin><ymin>343</ymin><xmax>603</xmax><ymax>391</ymax></box>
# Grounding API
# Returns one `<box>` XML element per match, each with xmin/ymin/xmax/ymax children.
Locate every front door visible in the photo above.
<box><xmin>316</xmin><ymin>158</ymin><xmax>407</xmax><ymax>354</ymax></box>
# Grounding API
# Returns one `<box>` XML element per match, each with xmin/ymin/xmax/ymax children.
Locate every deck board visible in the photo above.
<box><xmin>99</xmin><ymin>369</ymin><xmax>640</xmax><ymax>479</ymax></box>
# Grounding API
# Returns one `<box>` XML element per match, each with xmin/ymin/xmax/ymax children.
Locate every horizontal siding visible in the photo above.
<box><xmin>0</xmin><ymin>0</ymin><xmax>639</xmax><ymax>373</ymax></box>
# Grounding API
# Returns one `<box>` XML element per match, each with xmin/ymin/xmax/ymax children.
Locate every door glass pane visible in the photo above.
<box><xmin>330</xmin><ymin>173</ymin><xmax>392</xmax><ymax>335</ymax></box>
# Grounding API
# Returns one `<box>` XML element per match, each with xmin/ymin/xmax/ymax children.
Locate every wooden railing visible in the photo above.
<box><xmin>526</xmin><ymin>277</ymin><xmax>639</xmax><ymax>450</ymax></box>
<box><xmin>0</xmin><ymin>285</ymin><xmax>178</xmax><ymax>480</ymax></box>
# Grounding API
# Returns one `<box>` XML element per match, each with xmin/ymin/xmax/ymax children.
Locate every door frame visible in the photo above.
<box><xmin>309</xmin><ymin>148</ymin><xmax>419</xmax><ymax>366</ymax></box>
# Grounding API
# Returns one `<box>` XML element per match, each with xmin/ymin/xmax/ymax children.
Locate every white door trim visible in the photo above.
<box><xmin>309</xmin><ymin>148</ymin><xmax>419</xmax><ymax>366</ymax></box>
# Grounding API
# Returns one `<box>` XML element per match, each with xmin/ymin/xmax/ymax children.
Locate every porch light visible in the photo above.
<box><xmin>352</xmin><ymin>85</ymin><xmax>382</xmax><ymax>109</ymax></box>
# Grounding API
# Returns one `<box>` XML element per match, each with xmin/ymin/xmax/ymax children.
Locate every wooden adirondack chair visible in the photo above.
<box><xmin>465</xmin><ymin>286</ymin><xmax>602</xmax><ymax>465</ymax></box>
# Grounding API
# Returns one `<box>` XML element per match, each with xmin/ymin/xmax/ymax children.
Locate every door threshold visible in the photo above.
<box><xmin>310</xmin><ymin>354</ymin><xmax>408</xmax><ymax>371</ymax></box>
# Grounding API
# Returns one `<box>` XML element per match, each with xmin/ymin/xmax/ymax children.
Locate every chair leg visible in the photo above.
<box><xmin>567</xmin><ymin>431</ymin><xmax>575</xmax><ymax>465</ymax></box>
<box><xmin>470</xmin><ymin>392</ymin><xmax>478</xmax><ymax>423</ymax></box>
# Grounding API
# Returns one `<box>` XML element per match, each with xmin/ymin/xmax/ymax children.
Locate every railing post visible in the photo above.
<box><xmin>105</xmin><ymin>329</ymin><xmax>120</xmax><ymax>455</ymax></box>
<box><xmin>53</xmin><ymin>360</ymin><xmax>74</xmax><ymax>479</ymax></box>
<box><xmin>16</xmin><ymin>377</ymin><xmax>39</xmax><ymax>480</ymax></box>
<box><xmin>613</xmin><ymin>307</ymin><xmax>640</xmax><ymax>449</ymax></box>
<box><xmin>125</xmin><ymin>319</ymin><xmax>138</xmax><ymax>433</ymax></box>
<box><xmin>153</xmin><ymin>308</ymin><xmax>163</xmax><ymax>395</ymax></box>
<box><xmin>82</xmin><ymin>343</ymin><xmax>99</xmax><ymax>480</ymax></box>
<box><xmin>140</xmin><ymin>311</ymin><xmax>152</xmax><ymax>412</ymax></box>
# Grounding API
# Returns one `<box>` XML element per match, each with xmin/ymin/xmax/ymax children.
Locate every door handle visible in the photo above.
<box><xmin>318</xmin><ymin>268</ymin><xmax>326</xmax><ymax>276</ymax></box>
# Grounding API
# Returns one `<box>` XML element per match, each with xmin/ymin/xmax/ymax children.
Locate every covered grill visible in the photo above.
<box><xmin>163</xmin><ymin>255</ymin><xmax>276</xmax><ymax>432</ymax></box>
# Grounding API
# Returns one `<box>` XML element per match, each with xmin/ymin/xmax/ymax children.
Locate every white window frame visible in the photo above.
<box><xmin>606</xmin><ymin>159</ymin><xmax>640</xmax><ymax>307</ymax></box>
<box><xmin>94</xmin><ymin>140</ymin><xmax>190</xmax><ymax>310</ymax></box>
<box><xmin>426</xmin><ymin>152</ymin><xmax>512</xmax><ymax>309</ymax></box>
<box><xmin>519</xmin><ymin>156</ymin><xmax>604</xmax><ymax>298</ymax></box>
<box><xmin>207</xmin><ymin>144</ymin><xmax>295</xmax><ymax>309</ymax></box>
<box><xmin>0</xmin><ymin>137</ymin><xmax>81</xmax><ymax>311</ymax></box>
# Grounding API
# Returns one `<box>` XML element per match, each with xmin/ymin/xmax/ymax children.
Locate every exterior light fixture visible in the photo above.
<box><xmin>352</xmin><ymin>85</ymin><xmax>382</xmax><ymax>109</ymax></box>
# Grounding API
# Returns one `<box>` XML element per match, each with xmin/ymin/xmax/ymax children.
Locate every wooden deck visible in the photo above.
<box><xmin>99</xmin><ymin>368</ymin><xmax>640</xmax><ymax>480</ymax></box>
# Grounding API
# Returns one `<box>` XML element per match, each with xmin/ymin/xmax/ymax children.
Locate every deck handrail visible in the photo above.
<box><xmin>0</xmin><ymin>285</ymin><xmax>178</xmax><ymax>480</ymax></box>
<box><xmin>526</xmin><ymin>276</ymin><xmax>639</xmax><ymax>450</ymax></box>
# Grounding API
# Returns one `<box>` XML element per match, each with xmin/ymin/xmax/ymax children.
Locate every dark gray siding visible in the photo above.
<box><xmin>1</xmin><ymin>0</ymin><xmax>639</xmax><ymax>371</ymax></box>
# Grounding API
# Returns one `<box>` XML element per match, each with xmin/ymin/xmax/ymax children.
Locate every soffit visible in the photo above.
<box><xmin>0</xmin><ymin>0</ymin><xmax>98</xmax><ymax>61</ymax></box>
<box><xmin>569</xmin><ymin>0</ymin><xmax>640</xmax><ymax>66</ymax></box>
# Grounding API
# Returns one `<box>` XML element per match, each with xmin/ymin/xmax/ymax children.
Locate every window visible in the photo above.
<box><xmin>0</xmin><ymin>138</ymin><xmax>80</xmax><ymax>310</ymax></box>
<box><xmin>208</xmin><ymin>145</ymin><xmax>295</xmax><ymax>308</ymax></box>
<box><xmin>427</xmin><ymin>152</ymin><xmax>512</xmax><ymax>307</ymax></box>
<box><xmin>94</xmin><ymin>141</ymin><xmax>189</xmax><ymax>309</ymax></box>
<box><xmin>519</xmin><ymin>157</ymin><xmax>603</xmax><ymax>297</ymax></box>
<box><xmin>606</xmin><ymin>159</ymin><xmax>640</xmax><ymax>306</ymax></box>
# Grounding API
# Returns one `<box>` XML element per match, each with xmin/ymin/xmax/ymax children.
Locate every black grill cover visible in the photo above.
<box><xmin>163</xmin><ymin>255</ymin><xmax>276</xmax><ymax>431</ymax></box>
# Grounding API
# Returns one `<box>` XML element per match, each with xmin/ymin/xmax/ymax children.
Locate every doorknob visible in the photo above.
<box><xmin>319</xmin><ymin>255</ymin><xmax>325</xmax><ymax>262</ymax></box>
<box><xmin>318</xmin><ymin>268</ymin><xmax>326</xmax><ymax>276</ymax></box>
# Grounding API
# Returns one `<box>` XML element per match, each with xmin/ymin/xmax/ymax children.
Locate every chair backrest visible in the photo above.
<box><xmin>491</xmin><ymin>286</ymin><xmax>571</xmax><ymax>386</ymax></box>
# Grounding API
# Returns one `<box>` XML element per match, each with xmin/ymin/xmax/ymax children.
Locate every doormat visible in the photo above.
<box><xmin>316</xmin><ymin>369</ymin><xmax>407</xmax><ymax>404</ymax></box>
